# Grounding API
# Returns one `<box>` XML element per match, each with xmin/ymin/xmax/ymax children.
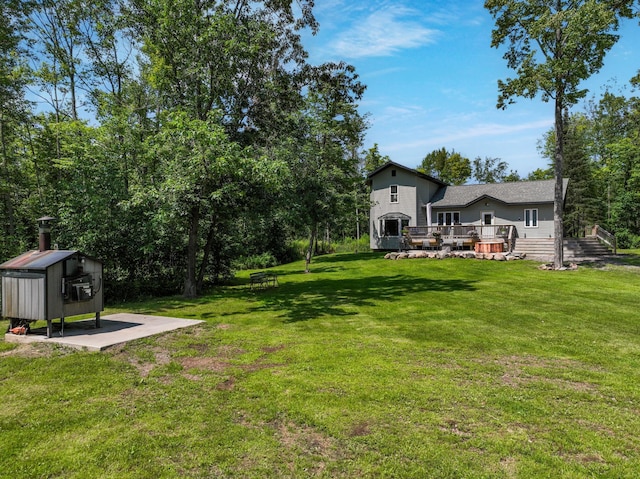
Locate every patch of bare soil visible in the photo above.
<box><xmin>491</xmin><ymin>355</ymin><xmax>601</xmax><ymax>393</ymax></box>
<box><xmin>274</xmin><ymin>419</ymin><xmax>343</xmax><ymax>471</ymax></box>
<box><xmin>261</xmin><ymin>344</ymin><xmax>286</xmax><ymax>354</ymax></box>
<box><xmin>109</xmin><ymin>344</ymin><xmax>173</xmax><ymax>378</ymax></box>
<box><xmin>500</xmin><ymin>457</ymin><xmax>518</xmax><ymax>479</ymax></box>
<box><xmin>216</xmin><ymin>376</ymin><xmax>236</xmax><ymax>390</ymax></box>
<box><xmin>180</xmin><ymin>356</ymin><xmax>229</xmax><ymax>372</ymax></box>
<box><xmin>0</xmin><ymin>341</ymin><xmax>74</xmax><ymax>358</ymax></box>
<box><xmin>560</xmin><ymin>452</ymin><xmax>606</xmax><ymax>465</ymax></box>
<box><xmin>349</xmin><ymin>421</ymin><xmax>371</xmax><ymax>437</ymax></box>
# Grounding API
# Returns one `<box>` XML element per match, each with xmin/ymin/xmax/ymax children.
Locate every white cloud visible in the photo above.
<box><xmin>392</xmin><ymin>118</ymin><xmax>552</xmax><ymax>151</ymax></box>
<box><xmin>329</xmin><ymin>5</ymin><xmax>440</xmax><ymax>58</ymax></box>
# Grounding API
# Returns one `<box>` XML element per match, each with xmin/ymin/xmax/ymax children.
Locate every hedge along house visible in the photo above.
<box><xmin>368</xmin><ymin>161</ymin><xmax>569</xmax><ymax>252</ymax></box>
<box><xmin>1</xmin><ymin>217</ymin><xmax>104</xmax><ymax>338</ymax></box>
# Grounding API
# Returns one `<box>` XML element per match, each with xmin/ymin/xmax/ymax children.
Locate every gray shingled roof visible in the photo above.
<box><xmin>367</xmin><ymin>161</ymin><xmax>447</xmax><ymax>186</ymax></box>
<box><xmin>430</xmin><ymin>179</ymin><xmax>568</xmax><ymax>208</ymax></box>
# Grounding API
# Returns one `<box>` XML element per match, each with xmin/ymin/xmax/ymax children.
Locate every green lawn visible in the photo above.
<box><xmin>2</xmin><ymin>253</ymin><xmax>640</xmax><ymax>478</ymax></box>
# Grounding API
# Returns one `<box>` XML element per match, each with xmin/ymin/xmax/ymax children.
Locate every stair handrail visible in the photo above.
<box><xmin>589</xmin><ymin>225</ymin><xmax>617</xmax><ymax>254</ymax></box>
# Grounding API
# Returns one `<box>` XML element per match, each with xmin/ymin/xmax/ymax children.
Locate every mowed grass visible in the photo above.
<box><xmin>1</xmin><ymin>253</ymin><xmax>640</xmax><ymax>478</ymax></box>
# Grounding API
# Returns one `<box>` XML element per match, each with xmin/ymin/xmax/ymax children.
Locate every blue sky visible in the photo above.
<box><xmin>302</xmin><ymin>0</ymin><xmax>640</xmax><ymax>177</ymax></box>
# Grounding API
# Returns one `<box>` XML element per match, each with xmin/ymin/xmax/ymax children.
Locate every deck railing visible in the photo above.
<box><xmin>404</xmin><ymin>224</ymin><xmax>516</xmax><ymax>251</ymax></box>
<box><xmin>586</xmin><ymin>225</ymin><xmax>617</xmax><ymax>254</ymax></box>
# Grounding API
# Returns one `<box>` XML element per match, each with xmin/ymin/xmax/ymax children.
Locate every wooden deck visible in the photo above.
<box><xmin>403</xmin><ymin>225</ymin><xmax>513</xmax><ymax>252</ymax></box>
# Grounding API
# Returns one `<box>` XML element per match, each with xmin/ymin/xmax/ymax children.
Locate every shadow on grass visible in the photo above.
<box><xmin>127</xmin><ymin>272</ymin><xmax>477</xmax><ymax>324</ymax></box>
<box><xmin>252</xmin><ymin>274</ymin><xmax>477</xmax><ymax>323</ymax></box>
<box><xmin>233</xmin><ymin>252</ymin><xmax>388</xmax><ymax>279</ymax></box>
<box><xmin>312</xmin><ymin>252</ymin><xmax>387</xmax><ymax>263</ymax></box>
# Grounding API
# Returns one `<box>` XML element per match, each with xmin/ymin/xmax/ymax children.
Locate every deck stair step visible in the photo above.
<box><xmin>564</xmin><ymin>237</ymin><xmax>612</xmax><ymax>258</ymax></box>
<box><xmin>512</xmin><ymin>237</ymin><xmax>612</xmax><ymax>259</ymax></box>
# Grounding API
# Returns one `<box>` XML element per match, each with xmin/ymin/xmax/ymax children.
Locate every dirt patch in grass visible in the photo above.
<box><xmin>189</xmin><ymin>342</ymin><xmax>210</xmax><ymax>354</ymax></box>
<box><xmin>348</xmin><ymin>421</ymin><xmax>371</xmax><ymax>437</ymax></box>
<box><xmin>216</xmin><ymin>344</ymin><xmax>246</xmax><ymax>357</ymax></box>
<box><xmin>262</xmin><ymin>344</ymin><xmax>286</xmax><ymax>354</ymax></box>
<box><xmin>490</xmin><ymin>355</ymin><xmax>601</xmax><ymax>393</ymax></box>
<box><xmin>274</xmin><ymin>419</ymin><xmax>343</xmax><ymax>467</ymax></box>
<box><xmin>560</xmin><ymin>452</ymin><xmax>606</xmax><ymax>465</ymax></box>
<box><xmin>180</xmin><ymin>356</ymin><xmax>229</xmax><ymax>372</ymax></box>
<box><xmin>0</xmin><ymin>342</ymin><xmax>58</xmax><ymax>358</ymax></box>
<box><xmin>109</xmin><ymin>344</ymin><xmax>173</xmax><ymax>378</ymax></box>
<box><xmin>216</xmin><ymin>376</ymin><xmax>236</xmax><ymax>390</ymax></box>
<box><xmin>500</xmin><ymin>456</ymin><xmax>518</xmax><ymax>478</ymax></box>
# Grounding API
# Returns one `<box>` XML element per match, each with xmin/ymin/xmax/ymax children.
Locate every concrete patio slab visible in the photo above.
<box><xmin>4</xmin><ymin>313</ymin><xmax>204</xmax><ymax>351</ymax></box>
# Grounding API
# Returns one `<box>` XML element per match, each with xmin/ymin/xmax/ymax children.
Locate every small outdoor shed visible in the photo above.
<box><xmin>1</xmin><ymin>217</ymin><xmax>103</xmax><ymax>338</ymax></box>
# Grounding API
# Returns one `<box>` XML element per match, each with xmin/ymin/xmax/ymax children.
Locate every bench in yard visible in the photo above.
<box><xmin>250</xmin><ymin>271</ymin><xmax>278</xmax><ymax>290</ymax></box>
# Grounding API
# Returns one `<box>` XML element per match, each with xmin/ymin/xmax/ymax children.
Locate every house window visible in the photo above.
<box><xmin>390</xmin><ymin>185</ymin><xmax>398</xmax><ymax>203</ymax></box>
<box><xmin>381</xmin><ymin>219</ymin><xmax>399</xmax><ymax>236</ymax></box>
<box><xmin>391</xmin><ymin>169</ymin><xmax>396</xmax><ymax>177</ymax></box>
<box><xmin>379</xmin><ymin>218</ymin><xmax>409</xmax><ymax>237</ymax></box>
<box><xmin>524</xmin><ymin>208</ymin><xmax>538</xmax><ymax>228</ymax></box>
<box><xmin>437</xmin><ymin>211</ymin><xmax>460</xmax><ymax>225</ymax></box>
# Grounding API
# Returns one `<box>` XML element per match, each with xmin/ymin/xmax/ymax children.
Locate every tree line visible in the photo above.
<box><xmin>2</xmin><ymin>0</ymin><xmax>639</xmax><ymax>298</ymax></box>
<box><xmin>0</xmin><ymin>0</ymin><xmax>369</xmax><ymax>299</ymax></box>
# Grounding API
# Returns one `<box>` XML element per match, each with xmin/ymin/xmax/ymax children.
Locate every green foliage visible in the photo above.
<box><xmin>485</xmin><ymin>0</ymin><xmax>636</xmax><ymax>109</ymax></box>
<box><xmin>472</xmin><ymin>156</ymin><xmax>509</xmax><ymax>183</ymax></box>
<box><xmin>362</xmin><ymin>143</ymin><xmax>390</xmax><ymax>176</ymax></box>
<box><xmin>418</xmin><ymin>147</ymin><xmax>471</xmax><ymax>185</ymax></box>
<box><xmin>527</xmin><ymin>167</ymin><xmax>554</xmax><ymax>180</ymax></box>
<box><xmin>232</xmin><ymin>252</ymin><xmax>278</xmax><ymax>271</ymax></box>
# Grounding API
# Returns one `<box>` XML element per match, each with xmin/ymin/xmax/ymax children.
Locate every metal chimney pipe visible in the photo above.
<box><xmin>37</xmin><ymin>216</ymin><xmax>55</xmax><ymax>252</ymax></box>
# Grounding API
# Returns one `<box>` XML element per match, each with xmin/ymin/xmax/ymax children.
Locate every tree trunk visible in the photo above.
<box><xmin>553</xmin><ymin>94</ymin><xmax>565</xmax><ymax>269</ymax></box>
<box><xmin>305</xmin><ymin>223</ymin><xmax>317</xmax><ymax>273</ymax></box>
<box><xmin>183</xmin><ymin>206</ymin><xmax>200</xmax><ymax>297</ymax></box>
<box><xmin>196</xmin><ymin>218</ymin><xmax>217</xmax><ymax>293</ymax></box>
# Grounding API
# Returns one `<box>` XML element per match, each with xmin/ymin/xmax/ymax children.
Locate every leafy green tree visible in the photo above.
<box><xmin>29</xmin><ymin>0</ymin><xmax>93</xmax><ymax>121</ymax></box>
<box><xmin>288</xmin><ymin>62</ymin><xmax>366</xmax><ymax>273</ymax></box>
<box><xmin>418</xmin><ymin>147</ymin><xmax>471</xmax><ymax>185</ymax></box>
<box><xmin>605</xmin><ymin>138</ymin><xmax>640</xmax><ymax>245</ymax></box>
<box><xmin>362</xmin><ymin>143</ymin><xmax>390</xmax><ymax>176</ymax></box>
<box><xmin>140</xmin><ymin>111</ymin><xmax>284</xmax><ymax>297</ymax></box>
<box><xmin>585</xmin><ymin>88</ymin><xmax>640</xmax><ymax>245</ymax></box>
<box><xmin>0</xmin><ymin>0</ymin><xmax>35</xmax><ymax>259</ymax></box>
<box><xmin>503</xmin><ymin>170</ymin><xmax>522</xmax><ymax>182</ymax></box>
<box><xmin>472</xmin><ymin>156</ymin><xmax>509</xmax><ymax>183</ymax></box>
<box><xmin>126</xmin><ymin>0</ymin><xmax>316</xmax><ymax>142</ymax></box>
<box><xmin>486</xmin><ymin>0</ymin><xmax>636</xmax><ymax>268</ymax></box>
<box><xmin>526</xmin><ymin>167</ymin><xmax>554</xmax><ymax>181</ymax></box>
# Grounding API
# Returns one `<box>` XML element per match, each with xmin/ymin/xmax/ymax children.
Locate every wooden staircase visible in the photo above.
<box><xmin>512</xmin><ymin>237</ymin><xmax>613</xmax><ymax>260</ymax></box>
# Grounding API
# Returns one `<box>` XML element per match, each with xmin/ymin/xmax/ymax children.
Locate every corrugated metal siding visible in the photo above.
<box><xmin>1</xmin><ymin>276</ymin><xmax>45</xmax><ymax>320</ymax></box>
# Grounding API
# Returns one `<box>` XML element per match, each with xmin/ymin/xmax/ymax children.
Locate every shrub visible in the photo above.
<box><xmin>233</xmin><ymin>252</ymin><xmax>278</xmax><ymax>270</ymax></box>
